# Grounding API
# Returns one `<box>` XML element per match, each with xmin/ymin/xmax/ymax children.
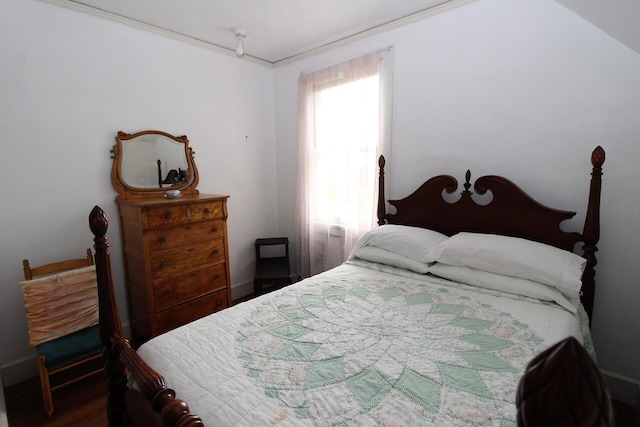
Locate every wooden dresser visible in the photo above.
<box><xmin>117</xmin><ymin>194</ymin><xmax>231</xmax><ymax>341</ymax></box>
<box><xmin>110</xmin><ymin>130</ymin><xmax>232</xmax><ymax>342</ymax></box>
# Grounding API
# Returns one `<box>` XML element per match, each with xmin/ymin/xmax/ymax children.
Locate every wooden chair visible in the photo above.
<box><xmin>20</xmin><ymin>249</ymin><xmax>103</xmax><ymax>417</ymax></box>
<box><xmin>254</xmin><ymin>237</ymin><xmax>292</xmax><ymax>295</ymax></box>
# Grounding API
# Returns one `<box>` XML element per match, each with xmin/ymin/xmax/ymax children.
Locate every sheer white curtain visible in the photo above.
<box><xmin>296</xmin><ymin>49</ymin><xmax>393</xmax><ymax>278</ymax></box>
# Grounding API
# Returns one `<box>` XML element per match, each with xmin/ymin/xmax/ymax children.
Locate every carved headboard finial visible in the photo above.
<box><xmin>463</xmin><ymin>170</ymin><xmax>472</xmax><ymax>194</ymax></box>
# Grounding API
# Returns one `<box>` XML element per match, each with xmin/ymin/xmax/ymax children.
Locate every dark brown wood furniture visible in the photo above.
<box><xmin>92</xmin><ymin>146</ymin><xmax>605</xmax><ymax>427</ymax></box>
<box><xmin>253</xmin><ymin>237</ymin><xmax>292</xmax><ymax>295</ymax></box>
<box><xmin>111</xmin><ymin>130</ymin><xmax>231</xmax><ymax>342</ymax></box>
<box><xmin>21</xmin><ymin>249</ymin><xmax>103</xmax><ymax>417</ymax></box>
<box><xmin>516</xmin><ymin>336</ymin><xmax>613</xmax><ymax>426</ymax></box>
<box><xmin>118</xmin><ymin>194</ymin><xmax>231</xmax><ymax>341</ymax></box>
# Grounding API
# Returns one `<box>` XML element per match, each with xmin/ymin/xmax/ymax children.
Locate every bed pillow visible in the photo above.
<box><xmin>428</xmin><ymin>263</ymin><xmax>578</xmax><ymax>313</ymax></box>
<box><xmin>353</xmin><ymin>224</ymin><xmax>448</xmax><ymax>263</ymax></box>
<box><xmin>427</xmin><ymin>232</ymin><xmax>586</xmax><ymax>298</ymax></box>
<box><xmin>351</xmin><ymin>246</ymin><xmax>430</xmax><ymax>274</ymax></box>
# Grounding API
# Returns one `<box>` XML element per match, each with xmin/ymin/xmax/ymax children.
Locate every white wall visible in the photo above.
<box><xmin>2</xmin><ymin>0</ymin><xmax>639</xmax><ymax>393</ymax></box>
<box><xmin>0</xmin><ymin>0</ymin><xmax>278</xmax><ymax>382</ymax></box>
<box><xmin>275</xmin><ymin>0</ymin><xmax>640</xmax><ymax>383</ymax></box>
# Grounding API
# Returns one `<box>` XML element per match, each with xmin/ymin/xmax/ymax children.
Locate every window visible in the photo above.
<box><xmin>296</xmin><ymin>49</ymin><xmax>393</xmax><ymax>277</ymax></box>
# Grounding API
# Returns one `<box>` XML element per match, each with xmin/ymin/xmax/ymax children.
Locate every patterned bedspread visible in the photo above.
<box><xmin>138</xmin><ymin>263</ymin><xmax>590</xmax><ymax>426</ymax></box>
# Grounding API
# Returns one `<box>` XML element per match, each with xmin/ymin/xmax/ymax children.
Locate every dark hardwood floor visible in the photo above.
<box><xmin>4</xmin><ymin>370</ymin><xmax>638</xmax><ymax>426</ymax></box>
<box><xmin>4</xmin><ymin>373</ymin><xmax>107</xmax><ymax>427</ymax></box>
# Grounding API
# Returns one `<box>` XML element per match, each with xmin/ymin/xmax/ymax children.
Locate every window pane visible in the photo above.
<box><xmin>313</xmin><ymin>74</ymin><xmax>379</xmax><ymax>226</ymax></box>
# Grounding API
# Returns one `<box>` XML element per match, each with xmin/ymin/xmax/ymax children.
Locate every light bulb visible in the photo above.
<box><xmin>235</xmin><ymin>35</ymin><xmax>244</xmax><ymax>56</ymax></box>
<box><xmin>234</xmin><ymin>28</ymin><xmax>246</xmax><ymax>57</ymax></box>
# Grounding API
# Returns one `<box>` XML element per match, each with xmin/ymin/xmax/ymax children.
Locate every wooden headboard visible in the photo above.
<box><xmin>376</xmin><ymin>146</ymin><xmax>605</xmax><ymax>322</ymax></box>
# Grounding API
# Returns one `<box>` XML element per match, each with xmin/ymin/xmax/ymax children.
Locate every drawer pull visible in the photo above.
<box><xmin>212</xmin><ymin>249</ymin><xmax>219</xmax><ymax>255</ymax></box>
<box><xmin>163</xmin><ymin>290</ymin><xmax>171</xmax><ymax>297</ymax></box>
<box><xmin>217</xmin><ymin>300</ymin><xmax>222</xmax><ymax>306</ymax></box>
<box><xmin>212</xmin><ymin>227</ymin><xmax>218</xmax><ymax>233</ymax></box>
<box><xmin>165</xmin><ymin>212</ymin><xmax>172</xmax><ymax>219</ymax></box>
<box><xmin>185</xmin><ymin>225</ymin><xmax>192</xmax><ymax>230</ymax></box>
<box><xmin>186</xmin><ymin>247</ymin><xmax>194</xmax><ymax>253</ymax></box>
<box><xmin>190</xmin><ymin>272</ymin><xmax>196</xmax><ymax>277</ymax></box>
<box><xmin>214</xmin><ymin>274</ymin><xmax>221</xmax><ymax>280</ymax></box>
<box><xmin>161</xmin><ymin>261</ymin><xmax>169</xmax><ymax>268</ymax></box>
<box><xmin>205</xmin><ymin>208</ymin><xmax>211</xmax><ymax>214</ymax></box>
<box><xmin>158</xmin><ymin>236</ymin><xmax>167</xmax><ymax>243</ymax></box>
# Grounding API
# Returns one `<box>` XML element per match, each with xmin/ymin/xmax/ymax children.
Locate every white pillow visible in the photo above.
<box><xmin>351</xmin><ymin>246</ymin><xmax>430</xmax><ymax>274</ymax></box>
<box><xmin>427</xmin><ymin>232</ymin><xmax>586</xmax><ymax>298</ymax></box>
<box><xmin>428</xmin><ymin>263</ymin><xmax>578</xmax><ymax>313</ymax></box>
<box><xmin>353</xmin><ymin>224</ymin><xmax>448</xmax><ymax>263</ymax></box>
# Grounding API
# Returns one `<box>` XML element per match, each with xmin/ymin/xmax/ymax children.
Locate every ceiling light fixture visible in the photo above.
<box><xmin>233</xmin><ymin>27</ymin><xmax>246</xmax><ymax>57</ymax></box>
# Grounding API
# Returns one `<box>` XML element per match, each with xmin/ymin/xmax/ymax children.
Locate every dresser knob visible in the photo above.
<box><xmin>161</xmin><ymin>261</ymin><xmax>169</xmax><ymax>268</ymax></box>
<box><xmin>214</xmin><ymin>274</ymin><xmax>221</xmax><ymax>280</ymax></box>
<box><xmin>212</xmin><ymin>249</ymin><xmax>219</xmax><ymax>255</ymax></box>
<box><xmin>212</xmin><ymin>227</ymin><xmax>218</xmax><ymax>233</ymax></box>
<box><xmin>205</xmin><ymin>208</ymin><xmax>211</xmax><ymax>214</ymax></box>
<box><xmin>158</xmin><ymin>236</ymin><xmax>167</xmax><ymax>243</ymax></box>
<box><xmin>190</xmin><ymin>272</ymin><xmax>196</xmax><ymax>277</ymax></box>
<box><xmin>217</xmin><ymin>300</ymin><xmax>222</xmax><ymax>306</ymax></box>
<box><xmin>186</xmin><ymin>247</ymin><xmax>194</xmax><ymax>253</ymax></box>
<box><xmin>185</xmin><ymin>225</ymin><xmax>192</xmax><ymax>230</ymax></box>
<box><xmin>163</xmin><ymin>290</ymin><xmax>171</xmax><ymax>297</ymax></box>
<box><xmin>165</xmin><ymin>212</ymin><xmax>172</xmax><ymax>219</ymax></box>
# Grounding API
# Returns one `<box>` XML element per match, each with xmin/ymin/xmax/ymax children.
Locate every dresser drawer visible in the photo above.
<box><xmin>146</xmin><ymin>205</ymin><xmax>189</xmax><ymax>228</ymax></box>
<box><xmin>150</xmin><ymin>239</ymin><xmax>226</xmax><ymax>279</ymax></box>
<box><xmin>190</xmin><ymin>200</ymin><xmax>225</xmax><ymax>221</ymax></box>
<box><xmin>155</xmin><ymin>289</ymin><xmax>228</xmax><ymax>334</ymax></box>
<box><xmin>153</xmin><ymin>263</ymin><xmax>227</xmax><ymax>311</ymax></box>
<box><xmin>147</xmin><ymin>220</ymin><xmax>225</xmax><ymax>252</ymax></box>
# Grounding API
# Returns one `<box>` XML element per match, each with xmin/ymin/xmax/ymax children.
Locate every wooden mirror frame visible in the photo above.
<box><xmin>110</xmin><ymin>130</ymin><xmax>200</xmax><ymax>201</ymax></box>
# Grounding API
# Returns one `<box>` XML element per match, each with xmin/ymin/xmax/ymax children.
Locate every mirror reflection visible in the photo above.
<box><xmin>121</xmin><ymin>134</ymin><xmax>189</xmax><ymax>188</ymax></box>
<box><xmin>111</xmin><ymin>130</ymin><xmax>200</xmax><ymax>201</ymax></box>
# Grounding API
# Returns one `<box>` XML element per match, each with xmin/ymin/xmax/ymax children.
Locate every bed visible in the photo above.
<box><xmin>90</xmin><ymin>146</ymin><xmax>609</xmax><ymax>426</ymax></box>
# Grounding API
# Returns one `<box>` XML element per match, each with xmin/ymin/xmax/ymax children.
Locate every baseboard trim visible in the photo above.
<box><xmin>601</xmin><ymin>369</ymin><xmax>640</xmax><ymax>408</ymax></box>
<box><xmin>231</xmin><ymin>279</ymin><xmax>254</xmax><ymax>302</ymax></box>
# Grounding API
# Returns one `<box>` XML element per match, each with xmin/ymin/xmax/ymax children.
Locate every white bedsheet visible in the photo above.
<box><xmin>137</xmin><ymin>262</ymin><xmax>592</xmax><ymax>426</ymax></box>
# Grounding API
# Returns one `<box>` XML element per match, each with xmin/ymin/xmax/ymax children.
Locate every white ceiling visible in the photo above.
<box><xmin>50</xmin><ymin>0</ymin><xmax>464</xmax><ymax>64</ymax></box>
<box><xmin>45</xmin><ymin>0</ymin><xmax>640</xmax><ymax>66</ymax></box>
<box><xmin>555</xmin><ymin>0</ymin><xmax>640</xmax><ymax>55</ymax></box>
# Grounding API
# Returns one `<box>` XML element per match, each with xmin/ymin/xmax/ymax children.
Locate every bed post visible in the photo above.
<box><xmin>89</xmin><ymin>206</ymin><xmax>128</xmax><ymax>426</ymax></box>
<box><xmin>377</xmin><ymin>155</ymin><xmax>386</xmax><ymax>226</ymax></box>
<box><xmin>90</xmin><ymin>206</ymin><xmax>204</xmax><ymax>427</ymax></box>
<box><xmin>581</xmin><ymin>146</ymin><xmax>605</xmax><ymax>325</ymax></box>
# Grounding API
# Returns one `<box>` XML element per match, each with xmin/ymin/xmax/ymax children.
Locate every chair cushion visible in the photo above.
<box><xmin>20</xmin><ymin>265</ymin><xmax>99</xmax><ymax>346</ymax></box>
<box><xmin>36</xmin><ymin>325</ymin><xmax>101</xmax><ymax>368</ymax></box>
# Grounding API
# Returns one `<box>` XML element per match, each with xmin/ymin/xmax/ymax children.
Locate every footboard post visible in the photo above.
<box><xmin>90</xmin><ymin>206</ymin><xmax>129</xmax><ymax>427</ymax></box>
<box><xmin>581</xmin><ymin>146</ymin><xmax>605</xmax><ymax>325</ymax></box>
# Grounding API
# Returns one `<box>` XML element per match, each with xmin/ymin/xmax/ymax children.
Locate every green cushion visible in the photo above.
<box><xmin>36</xmin><ymin>325</ymin><xmax>101</xmax><ymax>368</ymax></box>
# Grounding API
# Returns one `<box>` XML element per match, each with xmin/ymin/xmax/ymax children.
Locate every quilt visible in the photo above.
<box><xmin>137</xmin><ymin>262</ymin><xmax>591</xmax><ymax>427</ymax></box>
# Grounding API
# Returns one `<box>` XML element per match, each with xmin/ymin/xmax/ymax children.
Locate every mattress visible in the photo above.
<box><xmin>137</xmin><ymin>261</ymin><xmax>592</xmax><ymax>427</ymax></box>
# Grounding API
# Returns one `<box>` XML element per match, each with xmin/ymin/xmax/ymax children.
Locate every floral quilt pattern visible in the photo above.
<box><xmin>237</xmin><ymin>276</ymin><xmax>546</xmax><ymax>426</ymax></box>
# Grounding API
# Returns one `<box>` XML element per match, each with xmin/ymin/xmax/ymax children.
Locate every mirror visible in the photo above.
<box><xmin>111</xmin><ymin>130</ymin><xmax>200</xmax><ymax>200</ymax></box>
